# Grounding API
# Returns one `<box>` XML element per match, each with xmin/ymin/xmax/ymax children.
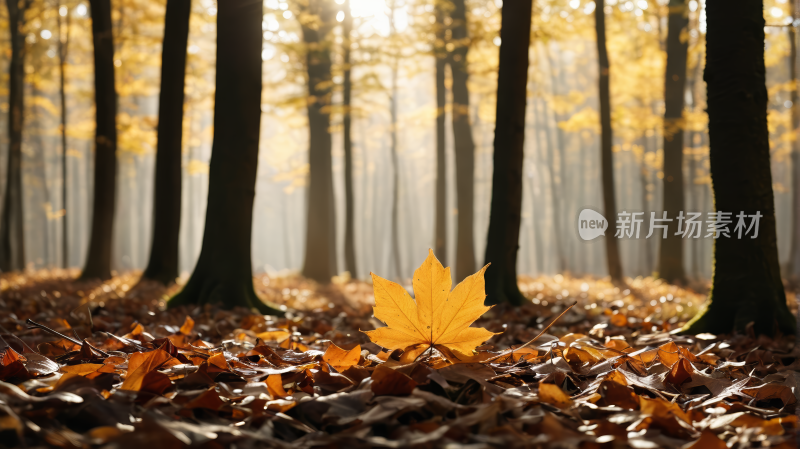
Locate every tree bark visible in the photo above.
<box><xmin>786</xmin><ymin>1</ymin><xmax>800</xmax><ymax>279</ymax></box>
<box><xmin>659</xmin><ymin>0</ymin><xmax>689</xmax><ymax>284</ymax></box>
<box><xmin>389</xmin><ymin>1</ymin><xmax>402</xmax><ymax>279</ymax></box>
<box><xmin>141</xmin><ymin>0</ymin><xmax>191</xmax><ymax>285</ymax></box>
<box><xmin>342</xmin><ymin>0</ymin><xmax>357</xmax><ymax>277</ymax></box>
<box><xmin>483</xmin><ymin>0</ymin><xmax>532</xmax><ymax>306</ymax></box>
<box><xmin>300</xmin><ymin>0</ymin><xmax>337</xmax><ymax>283</ymax></box>
<box><xmin>595</xmin><ymin>0</ymin><xmax>623</xmax><ymax>282</ymax></box>
<box><xmin>0</xmin><ymin>0</ymin><xmax>29</xmax><ymax>273</ymax></box>
<box><xmin>448</xmin><ymin>0</ymin><xmax>476</xmax><ymax>281</ymax></box>
<box><xmin>434</xmin><ymin>1</ymin><xmax>447</xmax><ymax>264</ymax></box>
<box><xmin>80</xmin><ymin>0</ymin><xmax>118</xmax><ymax>280</ymax></box>
<box><xmin>683</xmin><ymin>0</ymin><xmax>795</xmax><ymax>336</ymax></box>
<box><xmin>169</xmin><ymin>0</ymin><xmax>281</xmax><ymax>315</ymax></box>
<box><xmin>57</xmin><ymin>1</ymin><xmax>71</xmax><ymax>269</ymax></box>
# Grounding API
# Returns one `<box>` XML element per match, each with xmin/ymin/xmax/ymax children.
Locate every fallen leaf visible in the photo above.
<box><xmin>363</xmin><ymin>250</ymin><xmax>499</xmax><ymax>356</ymax></box>
<box><xmin>538</xmin><ymin>383</ymin><xmax>573</xmax><ymax>409</ymax></box>
<box><xmin>371</xmin><ymin>365</ymin><xmax>417</xmax><ymax>396</ymax></box>
<box><xmin>323</xmin><ymin>343</ymin><xmax>361</xmax><ymax>372</ymax></box>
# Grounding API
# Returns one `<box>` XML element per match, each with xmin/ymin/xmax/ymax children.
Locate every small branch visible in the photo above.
<box><xmin>26</xmin><ymin>318</ymin><xmax>109</xmax><ymax>358</ymax></box>
<box><xmin>482</xmin><ymin>301</ymin><xmax>578</xmax><ymax>364</ymax></box>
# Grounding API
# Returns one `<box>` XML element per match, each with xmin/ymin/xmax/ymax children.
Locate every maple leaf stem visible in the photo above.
<box><xmin>482</xmin><ymin>301</ymin><xmax>578</xmax><ymax>364</ymax></box>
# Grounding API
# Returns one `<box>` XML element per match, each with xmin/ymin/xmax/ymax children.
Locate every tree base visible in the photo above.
<box><xmin>168</xmin><ymin>277</ymin><xmax>284</xmax><ymax>316</ymax></box>
<box><xmin>682</xmin><ymin>297</ymin><xmax>795</xmax><ymax>336</ymax></box>
<box><xmin>485</xmin><ymin>277</ymin><xmax>528</xmax><ymax>307</ymax></box>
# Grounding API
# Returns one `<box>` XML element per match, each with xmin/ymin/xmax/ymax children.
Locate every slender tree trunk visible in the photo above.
<box><xmin>389</xmin><ymin>1</ymin><xmax>402</xmax><ymax>280</ymax></box>
<box><xmin>787</xmin><ymin>1</ymin><xmax>800</xmax><ymax>279</ymax></box>
<box><xmin>484</xmin><ymin>0</ymin><xmax>532</xmax><ymax>306</ymax></box>
<box><xmin>57</xmin><ymin>1</ymin><xmax>71</xmax><ymax>269</ymax></box>
<box><xmin>544</xmin><ymin>47</ymin><xmax>567</xmax><ymax>272</ymax></box>
<box><xmin>141</xmin><ymin>0</ymin><xmax>190</xmax><ymax>285</ymax></box>
<box><xmin>683</xmin><ymin>0</ymin><xmax>795</xmax><ymax>336</ymax></box>
<box><xmin>169</xmin><ymin>0</ymin><xmax>281</xmax><ymax>315</ymax></box>
<box><xmin>80</xmin><ymin>0</ymin><xmax>118</xmax><ymax>280</ymax></box>
<box><xmin>658</xmin><ymin>0</ymin><xmax>689</xmax><ymax>283</ymax></box>
<box><xmin>342</xmin><ymin>0</ymin><xmax>357</xmax><ymax>277</ymax></box>
<box><xmin>300</xmin><ymin>0</ymin><xmax>337</xmax><ymax>283</ymax></box>
<box><xmin>0</xmin><ymin>0</ymin><xmax>29</xmax><ymax>272</ymax></box>
<box><xmin>448</xmin><ymin>0</ymin><xmax>476</xmax><ymax>281</ymax></box>
<box><xmin>594</xmin><ymin>0</ymin><xmax>623</xmax><ymax>282</ymax></box>
<box><xmin>434</xmin><ymin>1</ymin><xmax>447</xmax><ymax>263</ymax></box>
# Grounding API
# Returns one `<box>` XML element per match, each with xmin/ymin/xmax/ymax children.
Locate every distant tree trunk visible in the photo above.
<box><xmin>57</xmin><ymin>1</ymin><xmax>71</xmax><ymax>269</ymax></box>
<box><xmin>300</xmin><ymin>0</ymin><xmax>337</xmax><ymax>283</ymax></box>
<box><xmin>594</xmin><ymin>0</ymin><xmax>623</xmax><ymax>283</ymax></box>
<box><xmin>484</xmin><ymin>0</ymin><xmax>532</xmax><ymax>306</ymax></box>
<box><xmin>141</xmin><ymin>0</ymin><xmax>190</xmax><ymax>285</ymax></box>
<box><xmin>787</xmin><ymin>1</ymin><xmax>800</xmax><ymax>279</ymax></box>
<box><xmin>0</xmin><ymin>0</ymin><xmax>29</xmax><ymax>273</ymax></box>
<box><xmin>434</xmin><ymin>1</ymin><xmax>447</xmax><ymax>264</ymax></box>
<box><xmin>658</xmin><ymin>0</ymin><xmax>689</xmax><ymax>284</ymax></box>
<box><xmin>169</xmin><ymin>0</ymin><xmax>281</xmax><ymax>315</ymax></box>
<box><xmin>80</xmin><ymin>0</ymin><xmax>118</xmax><ymax>280</ymax></box>
<box><xmin>342</xmin><ymin>0</ymin><xmax>357</xmax><ymax>277</ymax></box>
<box><xmin>389</xmin><ymin>1</ymin><xmax>402</xmax><ymax>279</ymax></box>
<box><xmin>683</xmin><ymin>0</ymin><xmax>795</xmax><ymax>336</ymax></box>
<box><xmin>448</xmin><ymin>0</ymin><xmax>476</xmax><ymax>281</ymax></box>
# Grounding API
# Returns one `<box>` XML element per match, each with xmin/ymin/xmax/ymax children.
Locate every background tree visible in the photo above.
<box><xmin>0</xmin><ymin>0</ymin><xmax>32</xmax><ymax>272</ymax></box>
<box><xmin>594</xmin><ymin>0</ymin><xmax>623</xmax><ymax>282</ymax></box>
<box><xmin>57</xmin><ymin>0</ymin><xmax>71</xmax><ymax>269</ymax></box>
<box><xmin>787</xmin><ymin>0</ymin><xmax>800</xmax><ymax>280</ymax></box>
<box><xmin>299</xmin><ymin>0</ymin><xmax>337</xmax><ymax>283</ymax></box>
<box><xmin>342</xmin><ymin>0</ymin><xmax>356</xmax><ymax>277</ymax></box>
<box><xmin>683</xmin><ymin>0</ymin><xmax>795</xmax><ymax>336</ymax></box>
<box><xmin>658</xmin><ymin>0</ymin><xmax>689</xmax><ymax>283</ymax></box>
<box><xmin>433</xmin><ymin>0</ymin><xmax>447</xmax><ymax>265</ymax></box>
<box><xmin>140</xmin><ymin>0</ymin><xmax>191</xmax><ymax>285</ymax></box>
<box><xmin>484</xmin><ymin>0</ymin><xmax>532</xmax><ymax>306</ymax></box>
<box><xmin>169</xmin><ymin>0</ymin><xmax>280</xmax><ymax>315</ymax></box>
<box><xmin>449</xmin><ymin>0</ymin><xmax>476</xmax><ymax>281</ymax></box>
<box><xmin>80</xmin><ymin>0</ymin><xmax>118</xmax><ymax>280</ymax></box>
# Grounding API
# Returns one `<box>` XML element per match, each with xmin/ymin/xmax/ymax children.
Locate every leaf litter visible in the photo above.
<box><xmin>0</xmin><ymin>263</ymin><xmax>798</xmax><ymax>448</ymax></box>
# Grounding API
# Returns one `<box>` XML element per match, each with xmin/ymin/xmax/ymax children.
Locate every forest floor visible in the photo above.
<box><xmin>0</xmin><ymin>269</ymin><xmax>798</xmax><ymax>448</ymax></box>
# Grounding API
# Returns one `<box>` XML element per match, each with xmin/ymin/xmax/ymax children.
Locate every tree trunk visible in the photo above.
<box><xmin>434</xmin><ymin>1</ymin><xmax>447</xmax><ymax>264</ymax></box>
<box><xmin>57</xmin><ymin>1</ymin><xmax>71</xmax><ymax>269</ymax></box>
<box><xmin>342</xmin><ymin>0</ymin><xmax>357</xmax><ymax>277</ymax></box>
<box><xmin>658</xmin><ymin>0</ymin><xmax>689</xmax><ymax>284</ymax></box>
<box><xmin>80</xmin><ymin>0</ymin><xmax>118</xmax><ymax>280</ymax></box>
<box><xmin>389</xmin><ymin>1</ymin><xmax>402</xmax><ymax>280</ymax></box>
<box><xmin>0</xmin><ymin>0</ymin><xmax>29</xmax><ymax>273</ymax></box>
<box><xmin>448</xmin><ymin>0</ymin><xmax>476</xmax><ymax>281</ymax></box>
<box><xmin>786</xmin><ymin>1</ymin><xmax>800</xmax><ymax>279</ymax></box>
<box><xmin>168</xmin><ymin>0</ymin><xmax>281</xmax><ymax>315</ymax></box>
<box><xmin>141</xmin><ymin>0</ymin><xmax>190</xmax><ymax>285</ymax></box>
<box><xmin>483</xmin><ymin>0</ymin><xmax>532</xmax><ymax>306</ymax></box>
<box><xmin>595</xmin><ymin>0</ymin><xmax>623</xmax><ymax>283</ymax></box>
<box><xmin>300</xmin><ymin>0</ymin><xmax>337</xmax><ymax>283</ymax></box>
<box><xmin>683</xmin><ymin>0</ymin><xmax>795</xmax><ymax>336</ymax></box>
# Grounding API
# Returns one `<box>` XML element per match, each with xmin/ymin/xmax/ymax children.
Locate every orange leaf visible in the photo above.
<box><xmin>180</xmin><ymin>316</ymin><xmax>195</xmax><ymax>335</ymax></box>
<box><xmin>322</xmin><ymin>343</ymin><xmax>361</xmax><ymax>372</ymax></box>
<box><xmin>371</xmin><ymin>365</ymin><xmax>417</xmax><ymax>396</ymax></box>
<box><xmin>538</xmin><ymin>383</ymin><xmax>573</xmax><ymax>409</ymax></box>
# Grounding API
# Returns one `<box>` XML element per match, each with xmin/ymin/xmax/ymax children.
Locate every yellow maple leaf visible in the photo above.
<box><xmin>363</xmin><ymin>249</ymin><xmax>499</xmax><ymax>356</ymax></box>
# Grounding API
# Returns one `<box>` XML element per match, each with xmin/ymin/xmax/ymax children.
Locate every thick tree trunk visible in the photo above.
<box><xmin>484</xmin><ymin>0</ymin><xmax>532</xmax><ymax>306</ymax></box>
<box><xmin>80</xmin><ymin>0</ymin><xmax>118</xmax><ymax>280</ymax></box>
<box><xmin>57</xmin><ymin>1</ymin><xmax>71</xmax><ymax>269</ymax></box>
<box><xmin>659</xmin><ymin>0</ymin><xmax>689</xmax><ymax>284</ymax></box>
<box><xmin>434</xmin><ymin>2</ymin><xmax>447</xmax><ymax>264</ymax></box>
<box><xmin>683</xmin><ymin>0</ymin><xmax>795</xmax><ymax>336</ymax></box>
<box><xmin>300</xmin><ymin>0</ymin><xmax>337</xmax><ymax>283</ymax></box>
<box><xmin>141</xmin><ymin>0</ymin><xmax>191</xmax><ymax>285</ymax></box>
<box><xmin>169</xmin><ymin>0</ymin><xmax>281</xmax><ymax>315</ymax></box>
<box><xmin>0</xmin><ymin>0</ymin><xmax>28</xmax><ymax>273</ymax></box>
<box><xmin>449</xmin><ymin>0</ymin><xmax>476</xmax><ymax>281</ymax></box>
<box><xmin>787</xmin><ymin>3</ymin><xmax>800</xmax><ymax>279</ymax></box>
<box><xmin>342</xmin><ymin>0</ymin><xmax>357</xmax><ymax>277</ymax></box>
<box><xmin>595</xmin><ymin>0</ymin><xmax>623</xmax><ymax>282</ymax></box>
